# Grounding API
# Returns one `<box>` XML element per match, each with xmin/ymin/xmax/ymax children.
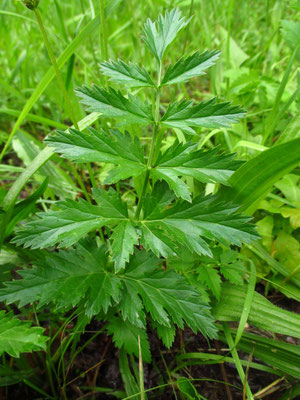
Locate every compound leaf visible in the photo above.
<box><xmin>12</xmin><ymin>187</ymin><xmax>128</xmax><ymax>249</ymax></box>
<box><xmin>0</xmin><ymin>247</ymin><xmax>216</xmax><ymax>340</ymax></box>
<box><xmin>152</xmin><ymin>141</ymin><xmax>241</xmax><ymax>200</ymax></box>
<box><xmin>0</xmin><ymin>311</ymin><xmax>48</xmax><ymax>358</ymax></box>
<box><xmin>142</xmin><ymin>8</ymin><xmax>190</xmax><ymax>62</ymax></box>
<box><xmin>161</xmin><ymin>98</ymin><xmax>245</xmax><ymax>134</ymax></box>
<box><xmin>76</xmin><ymin>86</ymin><xmax>153</xmax><ymax>125</ymax></box>
<box><xmin>100</xmin><ymin>60</ymin><xmax>155</xmax><ymax>88</ymax></box>
<box><xmin>141</xmin><ymin>182</ymin><xmax>258</xmax><ymax>258</ymax></box>
<box><xmin>45</xmin><ymin>128</ymin><xmax>146</xmax><ymax>183</ymax></box>
<box><xmin>119</xmin><ymin>251</ymin><xmax>217</xmax><ymax>337</ymax></box>
<box><xmin>161</xmin><ymin>50</ymin><xmax>220</xmax><ymax>86</ymax></box>
<box><xmin>0</xmin><ymin>244</ymin><xmax>122</xmax><ymax>318</ymax></box>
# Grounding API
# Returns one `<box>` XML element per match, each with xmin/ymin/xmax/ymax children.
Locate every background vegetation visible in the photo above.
<box><xmin>0</xmin><ymin>0</ymin><xmax>300</xmax><ymax>399</ymax></box>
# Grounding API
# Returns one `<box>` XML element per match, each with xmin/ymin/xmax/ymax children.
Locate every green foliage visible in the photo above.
<box><xmin>45</xmin><ymin>128</ymin><xmax>147</xmax><ymax>183</ymax></box>
<box><xmin>76</xmin><ymin>86</ymin><xmax>154</xmax><ymax>125</ymax></box>
<box><xmin>111</xmin><ymin>221</ymin><xmax>139</xmax><ymax>272</ymax></box>
<box><xmin>100</xmin><ymin>60</ymin><xmax>155</xmax><ymax>88</ymax></box>
<box><xmin>0</xmin><ymin>245</ymin><xmax>217</xmax><ymax>339</ymax></box>
<box><xmin>2</xmin><ymin>1</ymin><xmax>300</xmax><ymax>397</ymax></box>
<box><xmin>13</xmin><ymin>182</ymin><xmax>257</xmax><ymax>263</ymax></box>
<box><xmin>142</xmin><ymin>8</ymin><xmax>190</xmax><ymax>62</ymax></box>
<box><xmin>281</xmin><ymin>20</ymin><xmax>300</xmax><ymax>61</ymax></box>
<box><xmin>177</xmin><ymin>378</ymin><xmax>202</xmax><ymax>400</ymax></box>
<box><xmin>221</xmin><ymin>138</ymin><xmax>300</xmax><ymax>214</ymax></box>
<box><xmin>141</xmin><ymin>182</ymin><xmax>258</xmax><ymax>258</ymax></box>
<box><xmin>213</xmin><ymin>283</ymin><xmax>300</xmax><ymax>338</ymax></box>
<box><xmin>161</xmin><ymin>50</ymin><xmax>220</xmax><ymax>86</ymax></box>
<box><xmin>218</xmin><ymin>329</ymin><xmax>300</xmax><ymax>378</ymax></box>
<box><xmin>160</xmin><ymin>98</ymin><xmax>245</xmax><ymax>134</ymax></box>
<box><xmin>107</xmin><ymin>317</ymin><xmax>151</xmax><ymax>362</ymax></box>
<box><xmin>2</xmin><ymin>6</ymin><xmax>259</xmax><ymax>373</ymax></box>
<box><xmin>153</xmin><ymin>143</ymin><xmax>241</xmax><ymax>201</ymax></box>
<box><xmin>46</xmin><ymin>129</ymin><xmax>240</xmax><ymax>201</ymax></box>
<box><xmin>0</xmin><ymin>311</ymin><xmax>47</xmax><ymax>357</ymax></box>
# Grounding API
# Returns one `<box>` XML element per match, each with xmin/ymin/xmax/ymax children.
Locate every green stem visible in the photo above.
<box><xmin>99</xmin><ymin>0</ymin><xmax>108</xmax><ymax>61</ymax></box>
<box><xmin>182</xmin><ymin>0</ymin><xmax>194</xmax><ymax>55</ymax></box>
<box><xmin>226</xmin><ymin>0</ymin><xmax>234</xmax><ymax>92</ymax></box>
<box><xmin>135</xmin><ymin>63</ymin><xmax>162</xmax><ymax>219</ymax></box>
<box><xmin>34</xmin><ymin>8</ymin><xmax>79</xmax><ymax>130</ymax></box>
<box><xmin>266</xmin><ymin>85</ymin><xmax>300</xmax><ymax>141</ymax></box>
<box><xmin>86</xmin><ymin>162</ymin><xmax>97</xmax><ymax>188</ymax></box>
<box><xmin>71</xmin><ymin>164</ymin><xmax>92</xmax><ymax>203</ymax></box>
<box><xmin>222</xmin><ymin>322</ymin><xmax>254</xmax><ymax>400</ymax></box>
<box><xmin>263</xmin><ymin>45</ymin><xmax>299</xmax><ymax>144</ymax></box>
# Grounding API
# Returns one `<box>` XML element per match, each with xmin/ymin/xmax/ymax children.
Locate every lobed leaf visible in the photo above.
<box><xmin>111</xmin><ymin>221</ymin><xmax>139</xmax><ymax>272</ymax></box>
<box><xmin>0</xmin><ymin>244</ymin><xmax>121</xmax><ymax>317</ymax></box>
<box><xmin>197</xmin><ymin>265</ymin><xmax>222</xmax><ymax>300</ymax></box>
<box><xmin>45</xmin><ymin>128</ymin><xmax>147</xmax><ymax>183</ymax></box>
<box><xmin>142</xmin><ymin>8</ymin><xmax>190</xmax><ymax>62</ymax></box>
<box><xmin>100</xmin><ymin>59</ymin><xmax>155</xmax><ymax>87</ymax></box>
<box><xmin>107</xmin><ymin>317</ymin><xmax>151</xmax><ymax>362</ymax></box>
<box><xmin>141</xmin><ymin>182</ymin><xmax>259</xmax><ymax>258</ymax></box>
<box><xmin>0</xmin><ymin>311</ymin><xmax>48</xmax><ymax>357</ymax></box>
<box><xmin>76</xmin><ymin>86</ymin><xmax>154</xmax><ymax>125</ymax></box>
<box><xmin>0</xmin><ymin>247</ymin><xmax>216</xmax><ymax>339</ymax></box>
<box><xmin>12</xmin><ymin>188</ymin><xmax>128</xmax><ymax>249</ymax></box>
<box><xmin>161</xmin><ymin>98</ymin><xmax>245</xmax><ymax>134</ymax></box>
<box><xmin>161</xmin><ymin>50</ymin><xmax>220</xmax><ymax>86</ymax></box>
<box><xmin>152</xmin><ymin>141</ymin><xmax>241</xmax><ymax>201</ymax></box>
<box><xmin>118</xmin><ymin>251</ymin><xmax>216</xmax><ymax>337</ymax></box>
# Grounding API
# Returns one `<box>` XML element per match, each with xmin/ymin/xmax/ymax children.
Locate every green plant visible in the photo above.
<box><xmin>0</xmin><ymin>7</ymin><xmax>259</xmax><ymax>372</ymax></box>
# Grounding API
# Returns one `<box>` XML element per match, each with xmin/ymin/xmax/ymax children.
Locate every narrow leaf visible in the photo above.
<box><xmin>220</xmin><ymin>138</ymin><xmax>300</xmax><ymax>214</ymax></box>
<box><xmin>219</xmin><ymin>328</ymin><xmax>300</xmax><ymax>378</ymax></box>
<box><xmin>213</xmin><ymin>283</ymin><xmax>300</xmax><ymax>338</ymax></box>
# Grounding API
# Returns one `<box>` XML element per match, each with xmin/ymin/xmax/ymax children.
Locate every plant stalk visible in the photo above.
<box><xmin>99</xmin><ymin>0</ymin><xmax>108</xmax><ymax>61</ymax></box>
<box><xmin>222</xmin><ymin>322</ymin><xmax>254</xmax><ymax>400</ymax></box>
<box><xmin>226</xmin><ymin>0</ymin><xmax>234</xmax><ymax>92</ymax></box>
<box><xmin>135</xmin><ymin>63</ymin><xmax>162</xmax><ymax>219</ymax></box>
